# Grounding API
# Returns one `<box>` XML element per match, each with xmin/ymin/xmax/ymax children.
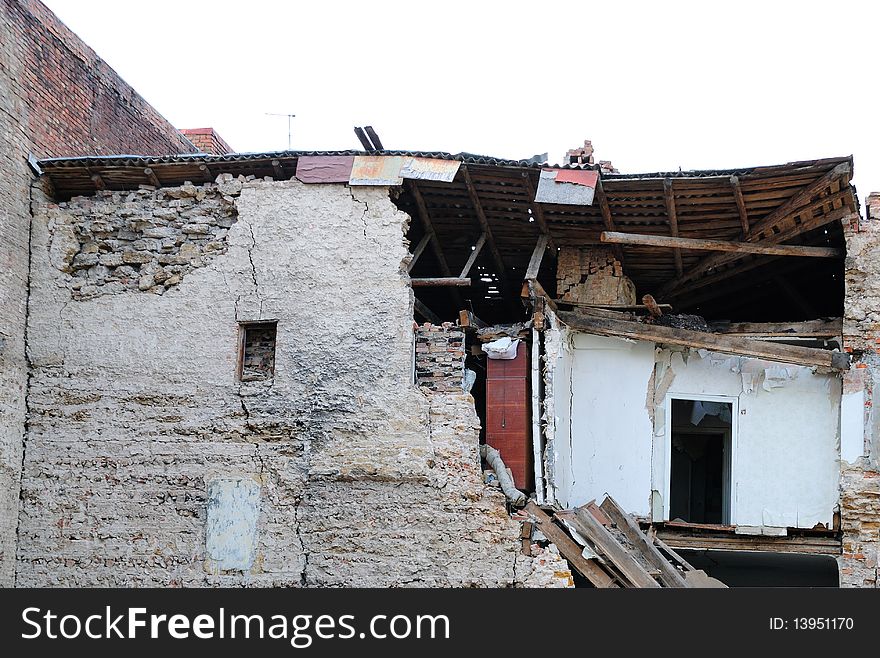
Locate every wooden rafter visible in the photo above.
<box><xmin>664</xmin><ymin>207</ymin><xmax>856</xmax><ymax>300</ymax></box>
<box><xmin>663</xmin><ymin>179</ymin><xmax>683</xmax><ymax>276</ymax></box>
<box><xmin>143</xmin><ymin>167</ymin><xmax>161</xmax><ymax>188</ymax></box>
<box><xmin>730</xmin><ymin>175</ymin><xmax>750</xmax><ymax>237</ymax></box>
<box><xmin>413</xmin><ymin>297</ymin><xmax>440</xmax><ymax>324</ymax></box>
<box><xmin>595</xmin><ymin>179</ymin><xmax>625</xmax><ymax>264</ymax></box>
<box><xmin>525</xmin><ymin>233</ymin><xmax>550</xmax><ymax>280</ymax></box>
<box><xmin>461</xmin><ymin>166</ymin><xmax>516</xmax><ymax>311</ymax></box>
<box><xmin>271</xmin><ymin>159</ymin><xmax>285</xmax><ymax>180</ymax></box>
<box><xmin>458</xmin><ymin>233</ymin><xmax>486</xmax><ymax>278</ymax></box>
<box><xmin>658</xmin><ymin>165</ymin><xmax>853</xmax><ymax>298</ymax></box>
<box><xmin>557</xmin><ymin>310</ymin><xmax>850</xmax><ymax>370</ymax></box>
<box><xmin>520</xmin><ymin>171</ymin><xmax>558</xmax><ymax>253</ymax></box>
<box><xmin>409</xmin><ymin>181</ymin><xmax>463</xmax><ymax>308</ymax></box>
<box><xmin>406</xmin><ymin>233</ymin><xmax>432</xmax><ymax>273</ymax></box>
<box><xmin>600</xmin><ymin>231</ymin><xmax>843</xmax><ymax>258</ymax></box>
<box><xmin>410</xmin><ymin>277</ymin><xmax>471</xmax><ymax>287</ymax></box>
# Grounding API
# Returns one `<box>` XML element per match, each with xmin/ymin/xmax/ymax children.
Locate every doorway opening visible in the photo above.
<box><xmin>669</xmin><ymin>398</ymin><xmax>733</xmax><ymax>524</ymax></box>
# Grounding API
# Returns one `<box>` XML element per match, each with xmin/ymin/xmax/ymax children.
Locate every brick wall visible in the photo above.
<box><xmin>3</xmin><ymin>0</ymin><xmax>196</xmax><ymax>157</ymax></box>
<box><xmin>180</xmin><ymin>128</ymin><xmax>234</xmax><ymax>155</ymax></box>
<box><xmin>415</xmin><ymin>323</ymin><xmax>465</xmax><ymax>392</ymax></box>
<box><xmin>0</xmin><ymin>0</ymin><xmax>199</xmax><ymax>585</ymax></box>
<box><xmin>556</xmin><ymin>245</ymin><xmax>636</xmax><ymax>305</ymax></box>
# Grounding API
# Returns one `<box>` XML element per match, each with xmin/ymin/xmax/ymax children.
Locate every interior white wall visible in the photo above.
<box><xmin>548</xmin><ymin>333</ymin><xmax>842</xmax><ymax>530</ymax></box>
<box><xmin>552</xmin><ymin>334</ymin><xmax>655</xmax><ymax>514</ymax></box>
<box><xmin>654</xmin><ymin>349</ymin><xmax>841</xmax><ymax>529</ymax></box>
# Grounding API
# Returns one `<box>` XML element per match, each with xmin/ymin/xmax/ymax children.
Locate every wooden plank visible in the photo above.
<box><xmin>458</xmin><ymin>232</ymin><xmax>486</xmax><ymax>278</ymax></box>
<box><xmin>648</xmin><ymin>529</ymin><xmax>696</xmax><ymax>571</ymax></box>
<box><xmin>523</xmin><ymin>279</ymin><xmax>559</xmax><ymax>314</ymax></box>
<box><xmin>410</xmin><ymin>181</ymin><xmax>463</xmax><ymax>308</ymax></box>
<box><xmin>556</xmin><ymin>311</ymin><xmax>850</xmax><ymax>370</ymax></box>
<box><xmin>595</xmin><ymin>179</ymin><xmax>625</xmax><ymax>263</ymax></box>
<box><xmin>710</xmin><ymin>319</ymin><xmax>842</xmax><ymax>338</ymax></box>
<box><xmin>413</xmin><ymin>298</ymin><xmax>440</xmax><ymax>324</ymax></box>
<box><xmin>411</xmin><ymin>277</ymin><xmax>471</xmax><ymax>287</ymax></box>
<box><xmin>458</xmin><ymin>309</ymin><xmax>488</xmax><ymax>329</ymax></box>
<box><xmin>730</xmin><ymin>175</ymin><xmax>750</xmax><ymax>237</ymax></box>
<box><xmin>659</xmin><ymin>165</ymin><xmax>852</xmax><ymax>297</ymax></box>
<box><xmin>655</xmin><ymin>531</ymin><xmax>842</xmax><ymax>555</ymax></box>
<box><xmin>353</xmin><ymin>126</ymin><xmax>373</xmax><ymax>151</ymax></box>
<box><xmin>521</xmin><ymin>171</ymin><xmax>558</xmax><ymax>252</ymax></box>
<box><xmin>524</xmin><ymin>503</ymin><xmax>619</xmax><ymax>588</ymax></box>
<box><xmin>525</xmin><ymin>233</ymin><xmax>550</xmax><ymax>280</ymax></box>
<box><xmin>599</xmin><ymin>496</ymin><xmax>688</xmax><ymax>588</ymax></box>
<box><xmin>363</xmin><ymin>125</ymin><xmax>384</xmax><ymax>150</ymax></box>
<box><xmin>568</xmin><ymin>507</ymin><xmax>661</xmax><ymax>588</ymax></box>
<box><xmin>600</xmin><ymin>231</ymin><xmax>843</xmax><ymax>258</ymax></box>
<box><xmin>407</xmin><ymin>233</ymin><xmax>433</xmax><ymax>273</ymax></box>
<box><xmin>530</xmin><ymin>328</ymin><xmax>545</xmax><ymax>504</ymax></box>
<box><xmin>663</xmin><ymin>179</ymin><xmax>684</xmax><ymax>276</ymax></box>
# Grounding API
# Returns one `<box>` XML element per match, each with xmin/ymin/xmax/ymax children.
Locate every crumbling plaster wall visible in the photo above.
<box><xmin>18</xmin><ymin>177</ymin><xmax>551</xmax><ymax>586</ymax></box>
<box><xmin>839</xmin><ymin>192</ymin><xmax>880</xmax><ymax>587</ymax></box>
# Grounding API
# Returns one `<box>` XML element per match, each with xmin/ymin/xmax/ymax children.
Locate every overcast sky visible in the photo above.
<box><xmin>43</xmin><ymin>0</ymin><xmax>879</xmax><ymax>203</ymax></box>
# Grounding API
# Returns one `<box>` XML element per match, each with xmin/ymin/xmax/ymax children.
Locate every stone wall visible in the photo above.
<box><xmin>556</xmin><ymin>245</ymin><xmax>636</xmax><ymax>305</ymax></box>
<box><xmin>840</xmin><ymin>191</ymin><xmax>880</xmax><ymax>587</ymax></box>
<box><xmin>18</xmin><ymin>179</ymin><xmax>552</xmax><ymax>586</ymax></box>
<box><xmin>0</xmin><ymin>0</ymin><xmax>198</xmax><ymax>586</ymax></box>
<box><xmin>415</xmin><ymin>324</ymin><xmax>465</xmax><ymax>392</ymax></box>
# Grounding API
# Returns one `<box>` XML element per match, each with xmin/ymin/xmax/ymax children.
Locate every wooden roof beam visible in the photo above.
<box><xmin>557</xmin><ymin>310</ymin><xmax>850</xmax><ymax>370</ymax></box>
<box><xmin>413</xmin><ymin>297</ymin><xmax>440</xmax><ymax>324</ymax></box>
<box><xmin>271</xmin><ymin>159</ymin><xmax>286</xmax><ymax>181</ymax></box>
<box><xmin>461</xmin><ymin>166</ymin><xmax>517</xmax><ymax>313</ymax></box>
<box><xmin>663</xmin><ymin>179</ymin><xmax>684</xmax><ymax>276</ymax></box>
<box><xmin>658</xmin><ymin>165</ymin><xmax>853</xmax><ymax>298</ymax></box>
<box><xmin>409</xmin><ymin>181</ymin><xmax>463</xmax><ymax>308</ymax></box>
<box><xmin>595</xmin><ymin>179</ymin><xmax>625</xmax><ymax>264</ymax></box>
<box><xmin>143</xmin><ymin>167</ymin><xmax>161</xmax><ymax>188</ymax></box>
<box><xmin>458</xmin><ymin>232</ymin><xmax>486</xmax><ymax>278</ymax></box>
<box><xmin>406</xmin><ymin>233</ymin><xmax>432</xmax><ymax>273</ymax></box>
<box><xmin>730</xmin><ymin>175</ymin><xmax>750</xmax><ymax>237</ymax></box>
<box><xmin>600</xmin><ymin>231</ymin><xmax>843</xmax><ymax>258</ymax></box>
<box><xmin>520</xmin><ymin>171</ymin><xmax>558</xmax><ymax>253</ymax></box>
<box><xmin>411</xmin><ymin>277</ymin><xmax>471</xmax><ymax>287</ymax></box>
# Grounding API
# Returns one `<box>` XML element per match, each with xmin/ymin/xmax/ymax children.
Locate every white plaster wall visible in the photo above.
<box><xmin>654</xmin><ymin>349</ymin><xmax>841</xmax><ymax>529</ymax></box>
<box><xmin>553</xmin><ymin>334</ymin><xmax>655</xmax><ymax>514</ymax></box>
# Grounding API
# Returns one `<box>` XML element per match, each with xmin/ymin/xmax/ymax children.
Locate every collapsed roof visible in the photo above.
<box><xmin>38</xmin><ymin>150</ymin><xmax>858</xmax><ymax>323</ymax></box>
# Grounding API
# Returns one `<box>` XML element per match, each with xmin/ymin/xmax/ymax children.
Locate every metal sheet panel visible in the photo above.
<box><xmin>535</xmin><ymin>168</ymin><xmax>597</xmax><ymax>206</ymax></box>
<box><xmin>349</xmin><ymin>155</ymin><xmax>405</xmax><ymax>185</ymax></box>
<box><xmin>399</xmin><ymin>157</ymin><xmax>460</xmax><ymax>182</ymax></box>
<box><xmin>295</xmin><ymin>155</ymin><xmax>354</xmax><ymax>183</ymax></box>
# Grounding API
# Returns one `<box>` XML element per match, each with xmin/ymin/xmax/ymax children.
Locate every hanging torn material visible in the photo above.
<box><xmin>534</xmin><ymin>168</ymin><xmax>599</xmax><ymax>206</ymax></box>
<box><xmin>350</xmin><ymin>155</ymin><xmax>460</xmax><ymax>185</ymax></box>
<box><xmin>295</xmin><ymin>155</ymin><xmax>355</xmax><ymax>183</ymax></box>
<box><xmin>482</xmin><ymin>337</ymin><xmax>520</xmax><ymax>360</ymax></box>
<box><xmin>399</xmin><ymin>157</ymin><xmax>460</xmax><ymax>182</ymax></box>
<box><xmin>350</xmin><ymin>155</ymin><xmax>406</xmax><ymax>185</ymax></box>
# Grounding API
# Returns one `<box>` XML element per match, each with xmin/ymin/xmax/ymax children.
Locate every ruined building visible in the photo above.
<box><xmin>1</xmin><ymin>0</ymin><xmax>878</xmax><ymax>587</ymax></box>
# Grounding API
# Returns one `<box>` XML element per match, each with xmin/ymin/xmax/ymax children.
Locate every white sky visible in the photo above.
<box><xmin>43</xmin><ymin>0</ymin><xmax>880</xmax><ymax>204</ymax></box>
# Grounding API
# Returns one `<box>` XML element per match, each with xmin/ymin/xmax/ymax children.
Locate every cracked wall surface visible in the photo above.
<box><xmin>1</xmin><ymin>0</ymin><xmax>198</xmax><ymax>587</ymax></box>
<box><xmin>18</xmin><ymin>178</ymin><xmax>541</xmax><ymax>586</ymax></box>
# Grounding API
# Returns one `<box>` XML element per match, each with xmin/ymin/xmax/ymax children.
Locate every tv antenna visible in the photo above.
<box><xmin>266</xmin><ymin>112</ymin><xmax>296</xmax><ymax>150</ymax></box>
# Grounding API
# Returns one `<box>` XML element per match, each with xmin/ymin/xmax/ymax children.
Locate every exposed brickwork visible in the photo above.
<box><xmin>43</xmin><ymin>176</ymin><xmax>243</xmax><ymax>299</ymax></box>
<box><xmin>556</xmin><ymin>245</ymin><xmax>636</xmax><ymax>305</ymax></box>
<box><xmin>180</xmin><ymin>128</ymin><xmax>234</xmax><ymax>155</ymax></box>
<box><xmin>3</xmin><ymin>0</ymin><xmax>196</xmax><ymax>157</ymax></box>
<box><xmin>240</xmin><ymin>323</ymin><xmax>277</xmax><ymax>381</ymax></box>
<box><xmin>840</xmin><ymin>195</ymin><xmax>880</xmax><ymax>587</ymax></box>
<box><xmin>839</xmin><ymin>466</ymin><xmax>880</xmax><ymax>587</ymax></box>
<box><xmin>415</xmin><ymin>324</ymin><xmax>465</xmax><ymax>392</ymax></box>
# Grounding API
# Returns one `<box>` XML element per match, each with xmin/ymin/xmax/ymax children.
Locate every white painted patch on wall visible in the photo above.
<box><xmin>841</xmin><ymin>389</ymin><xmax>866</xmax><ymax>464</ymax></box>
<box><xmin>205</xmin><ymin>478</ymin><xmax>261</xmax><ymax>572</ymax></box>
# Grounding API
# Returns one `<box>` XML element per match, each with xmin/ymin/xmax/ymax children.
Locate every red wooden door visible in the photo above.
<box><xmin>485</xmin><ymin>342</ymin><xmax>533</xmax><ymax>490</ymax></box>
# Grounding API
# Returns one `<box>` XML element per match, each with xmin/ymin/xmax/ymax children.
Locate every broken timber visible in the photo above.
<box><xmin>600</xmin><ymin>231</ymin><xmax>843</xmax><ymax>258</ymax></box>
<box><xmin>557</xmin><ymin>310</ymin><xmax>850</xmax><ymax>370</ymax></box>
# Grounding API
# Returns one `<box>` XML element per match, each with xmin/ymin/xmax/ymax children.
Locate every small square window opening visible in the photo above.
<box><xmin>238</xmin><ymin>321</ymin><xmax>277</xmax><ymax>381</ymax></box>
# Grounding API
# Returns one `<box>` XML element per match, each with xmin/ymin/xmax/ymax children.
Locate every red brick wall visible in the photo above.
<box><xmin>180</xmin><ymin>128</ymin><xmax>234</xmax><ymax>155</ymax></box>
<box><xmin>3</xmin><ymin>0</ymin><xmax>197</xmax><ymax>157</ymax></box>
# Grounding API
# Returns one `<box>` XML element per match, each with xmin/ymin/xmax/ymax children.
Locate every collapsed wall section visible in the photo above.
<box><xmin>18</xmin><ymin>177</ymin><xmax>556</xmax><ymax>586</ymax></box>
